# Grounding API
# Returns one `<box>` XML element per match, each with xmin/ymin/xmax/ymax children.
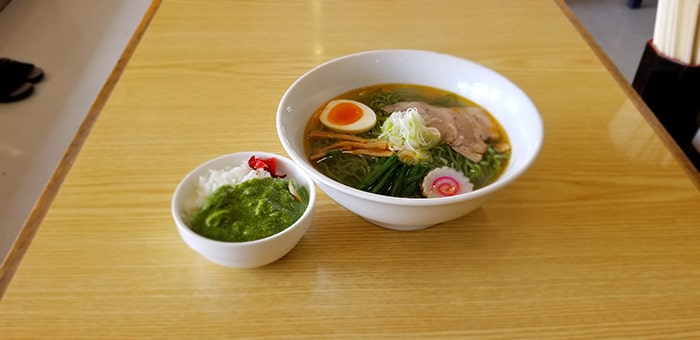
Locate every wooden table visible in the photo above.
<box><xmin>2</xmin><ymin>0</ymin><xmax>699</xmax><ymax>337</ymax></box>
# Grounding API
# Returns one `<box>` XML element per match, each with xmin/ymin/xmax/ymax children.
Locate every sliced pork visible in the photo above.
<box><xmin>382</xmin><ymin>101</ymin><xmax>500</xmax><ymax>162</ymax></box>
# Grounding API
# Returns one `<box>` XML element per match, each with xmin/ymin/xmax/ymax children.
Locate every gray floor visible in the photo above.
<box><xmin>567</xmin><ymin>0</ymin><xmax>658</xmax><ymax>82</ymax></box>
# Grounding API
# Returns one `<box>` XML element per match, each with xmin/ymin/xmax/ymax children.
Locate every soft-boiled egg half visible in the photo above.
<box><xmin>319</xmin><ymin>99</ymin><xmax>377</xmax><ymax>133</ymax></box>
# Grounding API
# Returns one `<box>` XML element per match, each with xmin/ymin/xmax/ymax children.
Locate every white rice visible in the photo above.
<box><xmin>184</xmin><ymin>160</ymin><xmax>271</xmax><ymax>215</ymax></box>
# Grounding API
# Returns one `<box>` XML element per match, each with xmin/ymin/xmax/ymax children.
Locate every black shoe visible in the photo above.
<box><xmin>0</xmin><ymin>81</ymin><xmax>33</xmax><ymax>103</ymax></box>
<box><xmin>0</xmin><ymin>57</ymin><xmax>44</xmax><ymax>103</ymax></box>
<box><xmin>0</xmin><ymin>57</ymin><xmax>45</xmax><ymax>83</ymax></box>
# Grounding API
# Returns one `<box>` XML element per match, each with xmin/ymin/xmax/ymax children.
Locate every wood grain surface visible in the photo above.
<box><xmin>1</xmin><ymin>0</ymin><xmax>699</xmax><ymax>338</ymax></box>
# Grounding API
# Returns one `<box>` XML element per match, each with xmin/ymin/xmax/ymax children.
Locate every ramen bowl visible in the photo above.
<box><xmin>172</xmin><ymin>151</ymin><xmax>316</xmax><ymax>268</ymax></box>
<box><xmin>276</xmin><ymin>50</ymin><xmax>543</xmax><ymax>231</ymax></box>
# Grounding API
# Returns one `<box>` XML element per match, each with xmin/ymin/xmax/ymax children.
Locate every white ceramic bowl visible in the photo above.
<box><xmin>276</xmin><ymin>50</ymin><xmax>543</xmax><ymax>231</ymax></box>
<box><xmin>171</xmin><ymin>151</ymin><xmax>316</xmax><ymax>268</ymax></box>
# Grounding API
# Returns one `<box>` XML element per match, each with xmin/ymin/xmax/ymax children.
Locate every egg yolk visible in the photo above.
<box><xmin>327</xmin><ymin>102</ymin><xmax>363</xmax><ymax>125</ymax></box>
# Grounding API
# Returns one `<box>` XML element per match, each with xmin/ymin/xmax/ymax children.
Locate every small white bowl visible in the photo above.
<box><xmin>171</xmin><ymin>151</ymin><xmax>316</xmax><ymax>268</ymax></box>
<box><xmin>277</xmin><ymin>50</ymin><xmax>543</xmax><ymax>231</ymax></box>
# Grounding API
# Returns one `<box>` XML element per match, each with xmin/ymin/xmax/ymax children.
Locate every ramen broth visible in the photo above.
<box><xmin>304</xmin><ymin>84</ymin><xmax>511</xmax><ymax>198</ymax></box>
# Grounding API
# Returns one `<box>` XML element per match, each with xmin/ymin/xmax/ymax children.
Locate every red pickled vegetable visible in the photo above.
<box><xmin>248</xmin><ymin>155</ymin><xmax>285</xmax><ymax>178</ymax></box>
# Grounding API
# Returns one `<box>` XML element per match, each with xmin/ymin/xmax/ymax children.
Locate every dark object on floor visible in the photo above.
<box><xmin>627</xmin><ymin>0</ymin><xmax>642</xmax><ymax>9</ymax></box>
<box><xmin>0</xmin><ymin>82</ymin><xmax>33</xmax><ymax>103</ymax></box>
<box><xmin>0</xmin><ymin>0</ymin><xmax>11</xmax><ymax>12</ymax></box>
<box><xmin>0</xmin><ymin>57</ymin><xmax>45</xmax><ymax>83</ymax></box>
<box><xmin>0</xmin><ymin>57</ymin><xmax>45</xmax><ymax>103</ymax></box>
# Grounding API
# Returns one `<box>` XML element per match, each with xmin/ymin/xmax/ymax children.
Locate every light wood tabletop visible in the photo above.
<box><xmin>2</xmin><ymin>0</ymin><xmax>699</xmax><ymax>338</ymax></box>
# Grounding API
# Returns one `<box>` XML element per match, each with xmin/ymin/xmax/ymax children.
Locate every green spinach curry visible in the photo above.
<box><xmin>190</xmin><ymin>177</ymin><xmax>309</xmax><ymax>242</ymax></box>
